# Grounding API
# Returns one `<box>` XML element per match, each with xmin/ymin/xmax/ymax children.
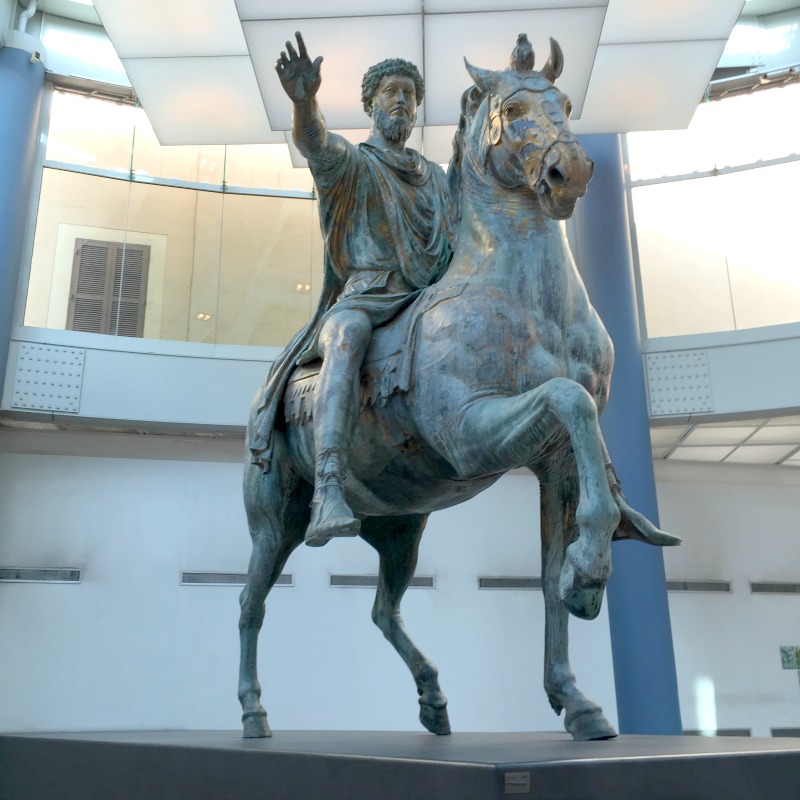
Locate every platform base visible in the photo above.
<box><xmin>2</xmin><ymin>729</ymin><xmax>799</xmax><ymax>800</ymax></box>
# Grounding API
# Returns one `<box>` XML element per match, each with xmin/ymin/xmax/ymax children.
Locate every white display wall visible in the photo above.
<box><xmin>0</xmin><ymin>440</ymin><xmax>617</xmax><ymax>734</ymax></box>
<box><xmin>3</xmin><ymin>436</ymin><xmax>799</xmax><ymax>738</ymax></box>
<box><xmin>655</xmin><ymin>460</ymin><xmax>800</xmax><ymax>737</ymax></box>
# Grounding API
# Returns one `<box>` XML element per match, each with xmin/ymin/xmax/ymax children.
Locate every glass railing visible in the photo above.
<box><xmin>626</xmin><ymin>83</ymin><xmax>800</xmax><ymax>340</ymax></box>
<box><xmin>24</xmin><ymin>88</ymin><xmax>322</xmax><ymax>348</ymax></box>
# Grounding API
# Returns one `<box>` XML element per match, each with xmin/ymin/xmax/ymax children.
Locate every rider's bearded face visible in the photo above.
<box><xmin>371</xmin><ymin>74</ymin><xmax>417</xmax><ymax>144</ymax></box>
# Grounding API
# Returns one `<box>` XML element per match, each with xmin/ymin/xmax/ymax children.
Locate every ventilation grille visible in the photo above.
<box><xmin>646</xmin><ymin>350</ymin><xmax>713</xmax><ymax>417</ymax></box>
<box><xmin>666</xmin><ymin>580</ymin><xmax>732</xmax><ymax>593</ymax></box>
<box><xmin>771</xmin><ymin>728</ymin><xmax>800</xmax><ymax>738</ymax></box>
<box><xmin>684</xmin><ymin>728</ymin><xmax>752</xmax><ymax>737</ymax></box>
<box><xmin>478</xmin><ymin>576</ymin><xmax>542</xmax><ymax>590</ymax></box>
<box><xmin>180</xmin><ymin>572</ymin><xmax>292</xmax><ymax>587</ymax></box>
<box><xmin>11</xmin><ymin>343</ymin><xmax>85</xmax><ymax>413</ymax></box>
<box><xmin>750</xmin><ymin>582</ymin><xmax>800</xmax><ymax>595</ymax></box>
<box><xmin>329</xmin><ymin>575</ymin><xmax>434</xmax><ymax>589</ymax></box>
<box><xmin>0</xmin><ymin>567</ymin><xmax>81</xmax><ymax>583</ymax></box>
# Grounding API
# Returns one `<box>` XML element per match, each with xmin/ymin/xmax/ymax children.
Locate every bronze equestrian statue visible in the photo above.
<box><xmin>238</xmin><ymin>32</ymin><xmax>679</xmax><ymax>742</ymax></box>
<box><xmin>250</xmin><ymin>33</ymin><xmax>454</xmax><ymax>547</ymax></box>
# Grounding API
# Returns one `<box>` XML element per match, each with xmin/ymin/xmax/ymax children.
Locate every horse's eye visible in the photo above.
<box><xmin>504</xmin><ymin>104</ymin><xmax>521</xmax><ymax>118</ymax></box>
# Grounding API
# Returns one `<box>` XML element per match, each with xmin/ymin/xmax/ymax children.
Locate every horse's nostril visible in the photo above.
<box><xmin>548</xmin><ymin>165</ymin><xmax>566</xmax><ymax>186</ymax></box>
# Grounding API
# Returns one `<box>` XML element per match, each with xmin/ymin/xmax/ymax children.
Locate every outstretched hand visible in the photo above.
<box><xmin>276</xmin><ymin>32</ymin><xmax>323</xmax><ymax>104</ymax></box>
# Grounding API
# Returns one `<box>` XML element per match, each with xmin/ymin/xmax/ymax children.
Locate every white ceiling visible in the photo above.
<box><xmin>75</xmin><ymin>0</ymin><xmax>751</xmax><ymax>164</ymax></box>
<box><xmin>652</xmin><ymin>415</ymin><xmax>800</xmax><ymax>467</ymax></box>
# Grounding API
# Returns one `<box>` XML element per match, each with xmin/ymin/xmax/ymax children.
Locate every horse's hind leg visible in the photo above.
<box><xmin>360</xmin><ymin>514</ymin><xmax>450</xmax><ymax>735</ymax></box>
<box><xmin>540</xmin><ymin>461</ymin><xmax>616</xmax><ymax>741</ymax></box>
<box><xmin>238</xmin><ymin>460</ymin><xmax>310</xmax><ymax>738</ymax></box>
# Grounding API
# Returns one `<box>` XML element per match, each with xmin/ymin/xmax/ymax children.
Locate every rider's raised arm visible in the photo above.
<box><xmin>276</xmin><ymin>32</ymin><xmax>346</xmax><ymax>163</ymax></box>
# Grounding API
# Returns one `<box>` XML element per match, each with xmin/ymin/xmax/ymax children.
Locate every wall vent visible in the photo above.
<box><xmin>666</xmin><ymin>580</ymin><xmax>732</xmax><ymax>593</ymax></box>
<box><xmin>329</xmin><ymin>575</ymin><xmax>434</xmax><ymax>589</ymax></box>
<box><xmin>684</xmin><ymin>729</ymin><xmax>751</xmax><ymax>737</ymax></box>
<box><xmin>771</xmin><ymin>728</ymin><xmax>800</xmax><ymax>738</ymax></box>
<box><xmin>750</xmin><ymin>582</ymin><xmax>800</xmax><ymax>595</ymax></box>
<box><xmin>0</xmin><ymin>567</ymin><xmax>81</xmax><ymax>583</ymax></box>
<box><xmin>180</xmin><ymin>572</ymin><xmax>292</xmax><ymax>587</ymax></box>
<box><xmin>646</xmin><ymin>350</ymin><xmax>713</xmax><ymax>417</ymax></box>
<box><xmin>478</xmin><ymin>576</ymin><xmax>542</xmax><ymax>590</ymax></box>
<box><xmin>11</xmin><ymin>343</ymin><xmax>85</xmax><ymax>413</ymax></box>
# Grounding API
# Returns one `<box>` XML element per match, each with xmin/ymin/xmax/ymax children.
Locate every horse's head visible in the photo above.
<box><xmin>460</xmin><ymin>35</ymin><xmax>593</xmax><ymax>220</ymax></box>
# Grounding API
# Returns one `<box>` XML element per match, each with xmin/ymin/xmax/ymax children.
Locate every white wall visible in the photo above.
<box><xmin>655</xmin><ymin>459</ymin><xmax>800</xmax><ymax>736</ymax></box>
<box><xmin>3</xmin><ymin>430</ymin><xmax>799</xmax><ymax>739</ymax></box>
<box><xmin>0</xmin><ymin>434</ymin><xmax>617</xmax><ymax>734</ymax></box>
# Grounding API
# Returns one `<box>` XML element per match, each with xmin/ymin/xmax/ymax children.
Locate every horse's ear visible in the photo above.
<box><xmin>541</xmin><ymin>37</ymin><xmax>564</xmax><ymax>83</ymax></box>
<box><xmin>465</xmin><ymin>59</ymin><xmax>500</xmax><ymax>96</ymax></box>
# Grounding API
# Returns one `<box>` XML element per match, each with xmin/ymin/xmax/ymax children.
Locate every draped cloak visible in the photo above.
<box><xmin>249</xmin><ymin>137</ymin><xmax>454</xmax><ymax>472</ymax></box>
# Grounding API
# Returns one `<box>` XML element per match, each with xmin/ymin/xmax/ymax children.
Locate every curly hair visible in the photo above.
<box><xmin>361</xmin><ymin>58</ymin><xmax>424</xmax><ymax>114</ymax></box>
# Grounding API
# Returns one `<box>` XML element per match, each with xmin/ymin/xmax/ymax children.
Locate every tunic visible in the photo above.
<box><xmin>248</xmin><ymin>136</ymin><xmax>454</xmax><ymax>472</ymax></box>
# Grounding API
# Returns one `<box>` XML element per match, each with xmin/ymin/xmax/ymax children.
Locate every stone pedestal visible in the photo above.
<box><xmin>2</xmin><ymin>730</ymin><xmax>799</xmax><ymax>800</ymax></box>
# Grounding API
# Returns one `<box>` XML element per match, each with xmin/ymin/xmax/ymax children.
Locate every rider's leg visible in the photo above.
<box><xmin>305</xmin><ymin>308</ymin><xmax>372</xmax><ymax>547</ymax></box>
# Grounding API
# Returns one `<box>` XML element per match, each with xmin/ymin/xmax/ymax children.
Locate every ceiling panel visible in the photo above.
<box><xmin>426</xmin><ymin>0</ymin><xmax>607</xmax><ymax>10</ymax></box>
<box><xmin>122</xmin><ymin>57</ymin><xmax>283</xmax><ymax>145</ymax></box>
<box><xmin>92</xmin><ymin>0</ymin><xmax>247</xmax><ymax>58</ymax></box>
<box><xmin>571</xmin><ymin>40</ymin><xmax>728</xmax><ymax>134</ymax></box>
<box><xmin>766</xmin><ymin>415</ymin><xmax>800</xmax><ymax>426</ymax></box>
<box><xmin>704</xmin><ymin>418</ymin><xmax>767</xmax><ymax>427</ymax></box>
<box><xmin>423</xmin><ymin>7</ymin><xmax>606</xmax><ymax>125</ymax></box>
<box><xmin>650</xmin><ymin>425</ymin><xmax>690</xmax><ymax>447</ymax></box>
<box><xmin>245</xmin><ymin>16</ymin><xmax>425</xmax><ymax>131</ymax></box>
<box><xmin>236</xmin><ymin>0</ymin><xmax>422</xmax><ymax>20</ymax></box>
<box><xmin>748</xmin><ymin>425</ymin><xmax>800</xmax><ymax>444</ymax></box>
<box><xmin>599</xmin><ymin>0</ymin><xmax>745</xmax><ymax>44</ymax></box>
<box><xmin>682</xmin><ymin>426</ymin><xmax>756</xmax><ymax>446</ymax></box>
<box><xmin>87</xmin><ymin>2</ymin><xmax>746</xmax><ymax>144</ymax></box>
<box><xmin>669</xmin><ymin>445</ymin><xmax>736</xmax><ymax>462</ymax></box>
<box><xmin>725</xmin><ymin>444</ymin><xmax>796</xmax><ymax>464</ymax></box>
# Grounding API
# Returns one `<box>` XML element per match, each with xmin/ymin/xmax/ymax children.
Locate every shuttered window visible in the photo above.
<box><xmin>67</xmin><ymin>239</ymin><xmax>149</xmax><ymax>336</ymax></box>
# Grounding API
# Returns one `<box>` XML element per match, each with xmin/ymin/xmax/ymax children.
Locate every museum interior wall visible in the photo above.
<box><xmin>0</xmin><ymin>452</ymin><xmax>618</xmax><ymax>735</ymax></box>
<box><xmin>1</xmin><ymin>439</ymin><xmax>798</xmax><ymax>737</ymax></box>
<box><xmin>654</xmin><ymin>460</ymin><xmax>800</xmax><ymax>736</ymax></box>
<box><xmin>1</xmin><ymin>6</ymin><xmax>799</xmax><ymax>740</ymax></box>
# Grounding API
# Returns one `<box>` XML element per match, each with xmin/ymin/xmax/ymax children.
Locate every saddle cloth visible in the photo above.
<box><xmin>283</xmin><ymin>281</ymin><xmax>466</xmax><ymax>426</ymax></box>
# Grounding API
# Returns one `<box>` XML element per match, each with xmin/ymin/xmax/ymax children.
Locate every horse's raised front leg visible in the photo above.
<box><xmin>539</xmin><ymin>464</ymin><xmax>617</xmax><ymax>741</ymax></box>
<box><xmin>457</xmin><ymin>377</ymin><xmax>620</xmax><ymax>619</ymax></box>
<box><xmin>238</xmin><ymin>460</ymin><xmax>310</xmax><ymax>738</ymax></box>
<box><xmin>360</xmin><ymin>514</ymin><xmax>450</xmax><ymax>735</ymax></box>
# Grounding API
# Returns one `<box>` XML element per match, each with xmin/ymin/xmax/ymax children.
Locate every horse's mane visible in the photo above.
<box><xmin>447</xmin><ymin>84</ymin><xmax>484</xmax><ymax>227</ymax></box>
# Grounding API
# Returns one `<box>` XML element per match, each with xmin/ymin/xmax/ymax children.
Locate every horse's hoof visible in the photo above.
<box><xmin>242</xmin><ymin>710</ymin><xmax>272</xmax><ymax>738</ymax></box>
<box><xmin>559</xmin><ymin>557</ymin><xmax>606</xmax><ymax>619</ymax></box>
<box><xmin>420</xmin><ymin>702</ymin><xmax>451</xmax><ymax>735</ymax></box>
<box><xmin>562</xmin><ymin>585</ymin><xmax>604</xmax><ymax>620</ymax></box>
<box><xmin>566</xmin><ymin>708</ymin><xmax>617</xmax><ymax>741</ymax></box>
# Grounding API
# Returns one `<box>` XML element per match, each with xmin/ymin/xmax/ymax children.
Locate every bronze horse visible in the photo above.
<box><xmin>238</xmin><ymin>38</ymin><xmax>679</xmax><ymax>742</ymax></box>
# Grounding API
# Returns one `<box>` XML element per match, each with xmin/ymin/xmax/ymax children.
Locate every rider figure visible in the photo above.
<box><xmin>274</xmin><ymin>33</ymin><xmax>454</xmax><ymax>547</ymax></box>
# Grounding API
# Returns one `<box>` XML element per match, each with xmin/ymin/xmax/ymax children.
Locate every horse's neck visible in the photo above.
<box><xmin>448</xmin><ymin>167</ymin><xmax>572</xmax><ymax>280</ymax></box>
<box><xmin>442</xmin><ymin>147</ymin><xmax>590</xmax><ymax>328</ymax></box>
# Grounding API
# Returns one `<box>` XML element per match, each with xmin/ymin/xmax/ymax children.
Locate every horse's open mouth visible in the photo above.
<box><xmin>536</xmin><ymin>179</ymin><xmax>577</xmax><ymax>220</ymax></box>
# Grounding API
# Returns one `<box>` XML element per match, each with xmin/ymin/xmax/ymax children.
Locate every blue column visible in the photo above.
<box><xmin>571</xmin><ymin>133</ymin><xmax>682</xmax><ymax>734</ymax></box>
<box><xmin>0</xmin><ymin>43</ymin><xmax>45</xmax><ymax>400</ymax></box>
